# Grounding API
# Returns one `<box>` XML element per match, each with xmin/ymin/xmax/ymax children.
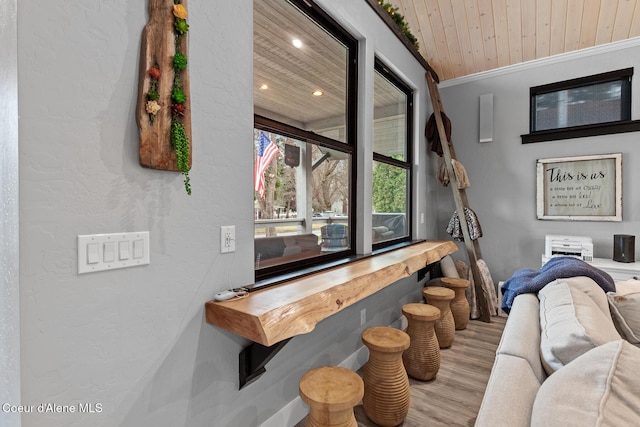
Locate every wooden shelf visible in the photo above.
<box><xmin>205</xmin><ymin>240</ymin><xmax>457</xmax><ymax>346</ymax></box>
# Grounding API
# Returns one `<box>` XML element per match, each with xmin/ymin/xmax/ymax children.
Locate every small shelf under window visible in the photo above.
<box><xmin>521</xmin><ymin>120</ymin><xmax>640</xmax><ymax>144</ymax></box>
<box><xmin>205</xmin><ymin>240</ymin><xmax>457</xmax><ymax>346</ymax></box>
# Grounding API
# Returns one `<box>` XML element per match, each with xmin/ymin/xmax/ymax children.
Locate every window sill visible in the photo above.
<box><xmin>521</xmin><ymin>120</ymin><xmax>640</xmax><ymax>144</ymax></box>
<box><xmin>205</xmin><ymin>240</ymin><xmax>457</xmax><ymax>346</ymax></box>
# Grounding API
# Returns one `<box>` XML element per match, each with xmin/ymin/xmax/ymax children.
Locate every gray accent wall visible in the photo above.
<box><xmin>436</xmin><ymin>39</ymin><xmax>640</xmax><ymax>283</ymax></box>
<box><xmin>15</xmin><ymin>1</ymin><xmax>436</xmax><ymax>426</ymax></box>
<box><xmin>16</xmin><ymin>1</ymin><xmax>639</xmax><ymax>425</ymax></box>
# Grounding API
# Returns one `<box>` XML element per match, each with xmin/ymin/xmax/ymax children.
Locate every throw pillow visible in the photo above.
<box><xmin>615</xmin><ymin>279</ymin><xmax>640</xmax><ymax>295</ymax></box>
<box><xmin>439</xmin><ymin>255</ymin><xmax>459</xmax><ymax>278</ymax></box>
<box><xmin>478</xmin><ymin>259</ymin><xmax>497</xmax><ymax>315</ymax></box>
<box><xmin>531</xmin><ymin>340</ymin><xmax>640</xmax><ymax>427</ymax></box>
<box><xmin>607</xmin><ymin>292</ymin><xmax>640</xmax><ymax>344</ymax></box>
<box><xmin>539</xmin><ymin>280</ymin><xmax>621</xmax><ymax>374</ymax></box>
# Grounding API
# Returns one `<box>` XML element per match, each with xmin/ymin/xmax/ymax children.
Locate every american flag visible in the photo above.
<box><xmin>254</xmin><ymin>131</ymin><xmax>280</xmax><ymax>199</ymax></box>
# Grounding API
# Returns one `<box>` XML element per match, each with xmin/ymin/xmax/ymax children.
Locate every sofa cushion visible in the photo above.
<box><xmin>475</xmin><ymin>353</ymin><xmax>543</xmax><ymax>427</ymax></box>
<box><xmin>607</xmin><ymin>292</ymin><xmax>640</xmax><ymax>344</ymax></box>
<box><xmin>539</xmin><ymin>280</ymin><xmax>620</xmax><ymax>374</ymax></box>
<box><xmin>282</xmin><ymin>234</ymin><xmax>321</xmax><ymax>253</ymax></box>
<box><xmin>561</xmin><ymin>276</ymin><xmax>612</xmax><ymax>316</ymax></box>
<box><xmin>531</xmin><ymin>340</ymin><xmax>640</xmax><ymax>427</ymax></box>
<box><xmin>254</xmin><ymin>236</ymin><xmax>286</xmax><ymax>260</ymax></box>
<box><xmin>497</xmin><ymin>294</ymin><xmax>546</xmax><ymax>384</ymax></box>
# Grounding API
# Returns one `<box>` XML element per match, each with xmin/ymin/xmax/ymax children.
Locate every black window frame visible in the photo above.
<box><xmin>253</xmin><ymin>0</ymin><xmax>358</xmax><ymax>285</ymax></box>
<box><xmin>523</xmin><ymin>68</ymin><xmax>640</xmax><ymax>144</ymax></box>
<box><xmin>372</xmin><ymin>58</ymin><xmax>413</xmax><ymax>251</ymax></box>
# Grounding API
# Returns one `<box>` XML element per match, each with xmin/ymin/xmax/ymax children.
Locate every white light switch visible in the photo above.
<box><xmin>87</xmin><ymin>243</ymin><xmax>99</xmax><ymax>264</ymax></box>
<box><xmin>133</xmin><ymin>239</ymin><xmax>144</xmax><ymax>259</ymax></box>
<box><xmin>119</xmin><ymin>241</ymin><xmax>130</xmax><ymax>260</ymax></box>
<box><xmin>78</xmin><ymin>231</ymin><xmax>150</xmax><ymax>274</ymax></box>
<box><xmin>104</xmin><ymin>242</ymin><xmax>115</xmax><ymax>263</ymax></box>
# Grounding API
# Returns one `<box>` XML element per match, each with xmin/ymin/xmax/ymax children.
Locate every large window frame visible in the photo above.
<box><xmin>253</xmin><ymin>0</ymin><xmax>358</xmax><ymax>285</ymax></box>
<box><xmin>372</xmin><ymin>58</ymin><xmax>413</xmax><ymax>251</ymax></box>
<box><xmin>523</xmin><ymin>68</ymin><xmax>640</xmax><ymax>143</ymax></box>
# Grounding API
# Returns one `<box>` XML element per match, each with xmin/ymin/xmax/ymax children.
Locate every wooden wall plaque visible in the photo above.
<box><xmin>136</xmin><ymin>0</ymin><xmax>192</xmax><ymax>172</ymax></box>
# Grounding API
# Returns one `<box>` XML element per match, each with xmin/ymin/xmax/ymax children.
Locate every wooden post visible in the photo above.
<box><xmin>425</xmin><ymin>71</ymin><xmax>492</xmax><ymax>322</ymax></box>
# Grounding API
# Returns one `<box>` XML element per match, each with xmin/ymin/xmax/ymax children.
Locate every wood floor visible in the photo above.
<box><xmin>297</xmin><ymin>316</ymin><xmax>507</xmax><ymax>427</ymax></box>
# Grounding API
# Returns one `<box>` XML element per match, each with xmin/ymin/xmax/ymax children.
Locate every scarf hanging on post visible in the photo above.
<box><xmin>446</xmin><ymin>207</ymin><xmax>482</xmax><ymax>241</ymax></box>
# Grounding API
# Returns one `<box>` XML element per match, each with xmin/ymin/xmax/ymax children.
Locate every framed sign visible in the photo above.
<box><xmin>284</xmin><ymin>144</ymin><xmax>300</xmax><ymax>167</ymax></box>
<box><xmin>536</xmin><ymin>153</ymin><xmax>622</xmax><ymax>221</ymax></box>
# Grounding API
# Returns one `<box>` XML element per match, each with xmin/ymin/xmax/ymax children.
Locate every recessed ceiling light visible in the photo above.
<box><xmin>312</xmin><ymin>90</ymin><xmax>323</xmax><ymax>96</ymax></box>
<box><xmin>292</xmin><ymin>38</ymin><xmax>303</xmax><ymax>48</ymax></box>
<box><xmin>260</xmin><ymin>84</ymin><xmax>268</xmax><ymax>90</ymax></box>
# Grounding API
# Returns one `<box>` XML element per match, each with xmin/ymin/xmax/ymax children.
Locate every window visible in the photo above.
<box><xmin>524</xmin><ymin>68</ymin><xmax>640</xmax><ymax>143</ymax></box>
<box><xmin>372</xmin><ymin>59</ymin><xmax>412</xmax><ymax>248</ymax></box>
<box><xmin>253</xmin><ymin>0</ymin><xmax>357</xmax><ymax>283</ymax></box>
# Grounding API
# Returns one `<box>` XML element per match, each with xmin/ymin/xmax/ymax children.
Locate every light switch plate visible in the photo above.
<box><xmin>78</xmin><ymin>231</ymin><xmax>150</xmax><ymax>274</ymax></box>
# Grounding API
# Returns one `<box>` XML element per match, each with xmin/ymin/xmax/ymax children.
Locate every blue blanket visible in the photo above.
<box><xmin>500</xmin><ymin>256</ymin><xmax>616</xmax><ymax>314</ymax></box>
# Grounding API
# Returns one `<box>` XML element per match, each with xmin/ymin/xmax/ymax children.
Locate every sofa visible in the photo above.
<box><xmin>476</xmin><ymin>275</ymin><xmax>640</xmax><ymax>426</ymax></box>
<box><xmin>372</xmin><ymin>213</ymin><xmax>406</xmax><ymax>242</ymax></box>
<box><xmin>254</xmin><ymin>233</ymin><xmax>321</xmax><ymax>268</ymax></box>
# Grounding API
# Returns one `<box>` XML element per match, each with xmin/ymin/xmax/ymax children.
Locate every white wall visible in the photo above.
<box><xmin>16</xmin><ymin>1</ymin><xmax>435</xmax><ymax>426</ymax></box>
<box><xmin>1</xmin><ymin>0</ymin><xmax>20</xmax><ymax>426</ymax></box>
<box><xmin>436</xmin><ymin>39</ymin><xmax>640</xmax><ymax>283</ymax></box>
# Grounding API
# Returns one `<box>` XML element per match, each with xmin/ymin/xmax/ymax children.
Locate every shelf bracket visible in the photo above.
<box><xmin>239</xmin><ymin>338</ymin><xmax>292</xmax><ymax>389</ymax></box>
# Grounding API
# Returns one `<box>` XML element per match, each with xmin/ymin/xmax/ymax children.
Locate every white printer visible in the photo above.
<box><xmin>544</xmin><ymin>235</ymin><xmax>594</xmax><ymax>262</ymax></box>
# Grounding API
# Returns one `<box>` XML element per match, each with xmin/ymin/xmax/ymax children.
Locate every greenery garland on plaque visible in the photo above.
<box><xmin>171</xmin><ymin>1</ymin><xmax>191</xmax><ymax>195</ymax></box>
<box><xmin>377</xmin><ymin>0</ymin><xmax>419</xmax><ymax>49</ymax></box>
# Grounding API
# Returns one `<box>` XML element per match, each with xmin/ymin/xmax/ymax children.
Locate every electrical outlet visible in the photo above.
<box><xmin>360</xmin><ymin>308</ymin><xmax>366</xmax><ymax>326</ymax></box>
<box><xmin>220</xmin><ymin>226</ymin><xmax>236</xmax><ymax>253</ymax></box>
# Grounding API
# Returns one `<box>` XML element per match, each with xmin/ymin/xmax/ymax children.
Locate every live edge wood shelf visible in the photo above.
<box><xmin>205</xmin><ymin>240</ymin><xmax>457</xmax><ymax>347</ymax></box>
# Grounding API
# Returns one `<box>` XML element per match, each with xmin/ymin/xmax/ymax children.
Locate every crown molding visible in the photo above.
<box><xmin>439</xmin><ymin>37</ymin><xmax>640</xmax><ymax>88</ymax></box>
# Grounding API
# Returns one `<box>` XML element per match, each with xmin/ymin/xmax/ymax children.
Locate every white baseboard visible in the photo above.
<box><xmin>260</xmin><ymin>317</ymin><xmax>403</xmax><ymax>427</ymax></box>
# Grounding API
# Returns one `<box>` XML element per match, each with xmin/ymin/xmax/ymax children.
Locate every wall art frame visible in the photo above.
<box><xmin>536</xmin><ymin>153</ymin><xmax>622</xmax><ymax>221</ymax></box>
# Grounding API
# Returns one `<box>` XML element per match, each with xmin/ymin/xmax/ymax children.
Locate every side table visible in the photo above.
<box><xmin>361</xmin><ymin>326</ymin><xmax>411</xmax><ymax>427</ymax></box>
<box><xmin>402</xmin><ymin>303</ymin><xmax>441</xmax><ymax>380</ymax></box>
<box><xmin>299</xmin><ymin>366</ymin><xmax>364</xmax><ymax>427</ymax></box>
<box><xmin>423</xmin><ymin>286</ymin><xmax>456</xmax><ymax>348</ymax></box>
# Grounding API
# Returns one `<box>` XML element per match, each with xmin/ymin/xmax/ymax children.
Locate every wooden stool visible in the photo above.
<box><xmin>402</xmin><ymin>303</ymin><xmax>441</xmax><ymax>381</ymax></box>
<box><xmin>361</xmin><ymin>326</ymin><xmax>411</xmax><ymax>427</ymax></box>
<box><xmin>441</xmin><ymin>277</ymin><xmax>471</xmax><ymax>330</ymax></box>
<box><xmin>423</xmin><ymin>286</ymin><xmax>456</xmax><ymax>348</ymax></box>
<box><xmin>299</xmin><ymin>366</ymin><xmax>364</xmax><ymax>427</ymax></box>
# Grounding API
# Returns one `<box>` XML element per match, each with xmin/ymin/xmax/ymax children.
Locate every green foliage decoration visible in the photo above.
<box><xmin>174</xmin><ymin>53</ymin><xmax>188</xmax><ymax>70</ymax></box>
<box><xmin>377</xmin><ymin>0</ymin><xmax>419</xmax><ymax>49</ymax></box>
<box><xmin>171</xmin><ymin>0</ymin><xmax>191</xmax><ymax>195</ymax></box>
<box><xmin>171</xmin><ymin>88</ymin><xmax>187</xmax><ymax>103</ymax></box>
<box><xmin>171</xmin><ymin>120</ymin><xmax>191</xmax><ymax>195</ymax></box>
<box><xmin>147</xmin><ymin>88</ymin><xmax>159</xmax><ymax>101</ymax></box>
<box><xmin>175</xmin><ymin>19</ymin><xmax>189</xmax><ymax>35</ymax></box>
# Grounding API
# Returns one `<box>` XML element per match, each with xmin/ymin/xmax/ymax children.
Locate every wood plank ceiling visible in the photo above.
<box><xmin>395</xmin><ymin>0</ymin><xmax>640</xmax><ymax>81</ymax></box>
